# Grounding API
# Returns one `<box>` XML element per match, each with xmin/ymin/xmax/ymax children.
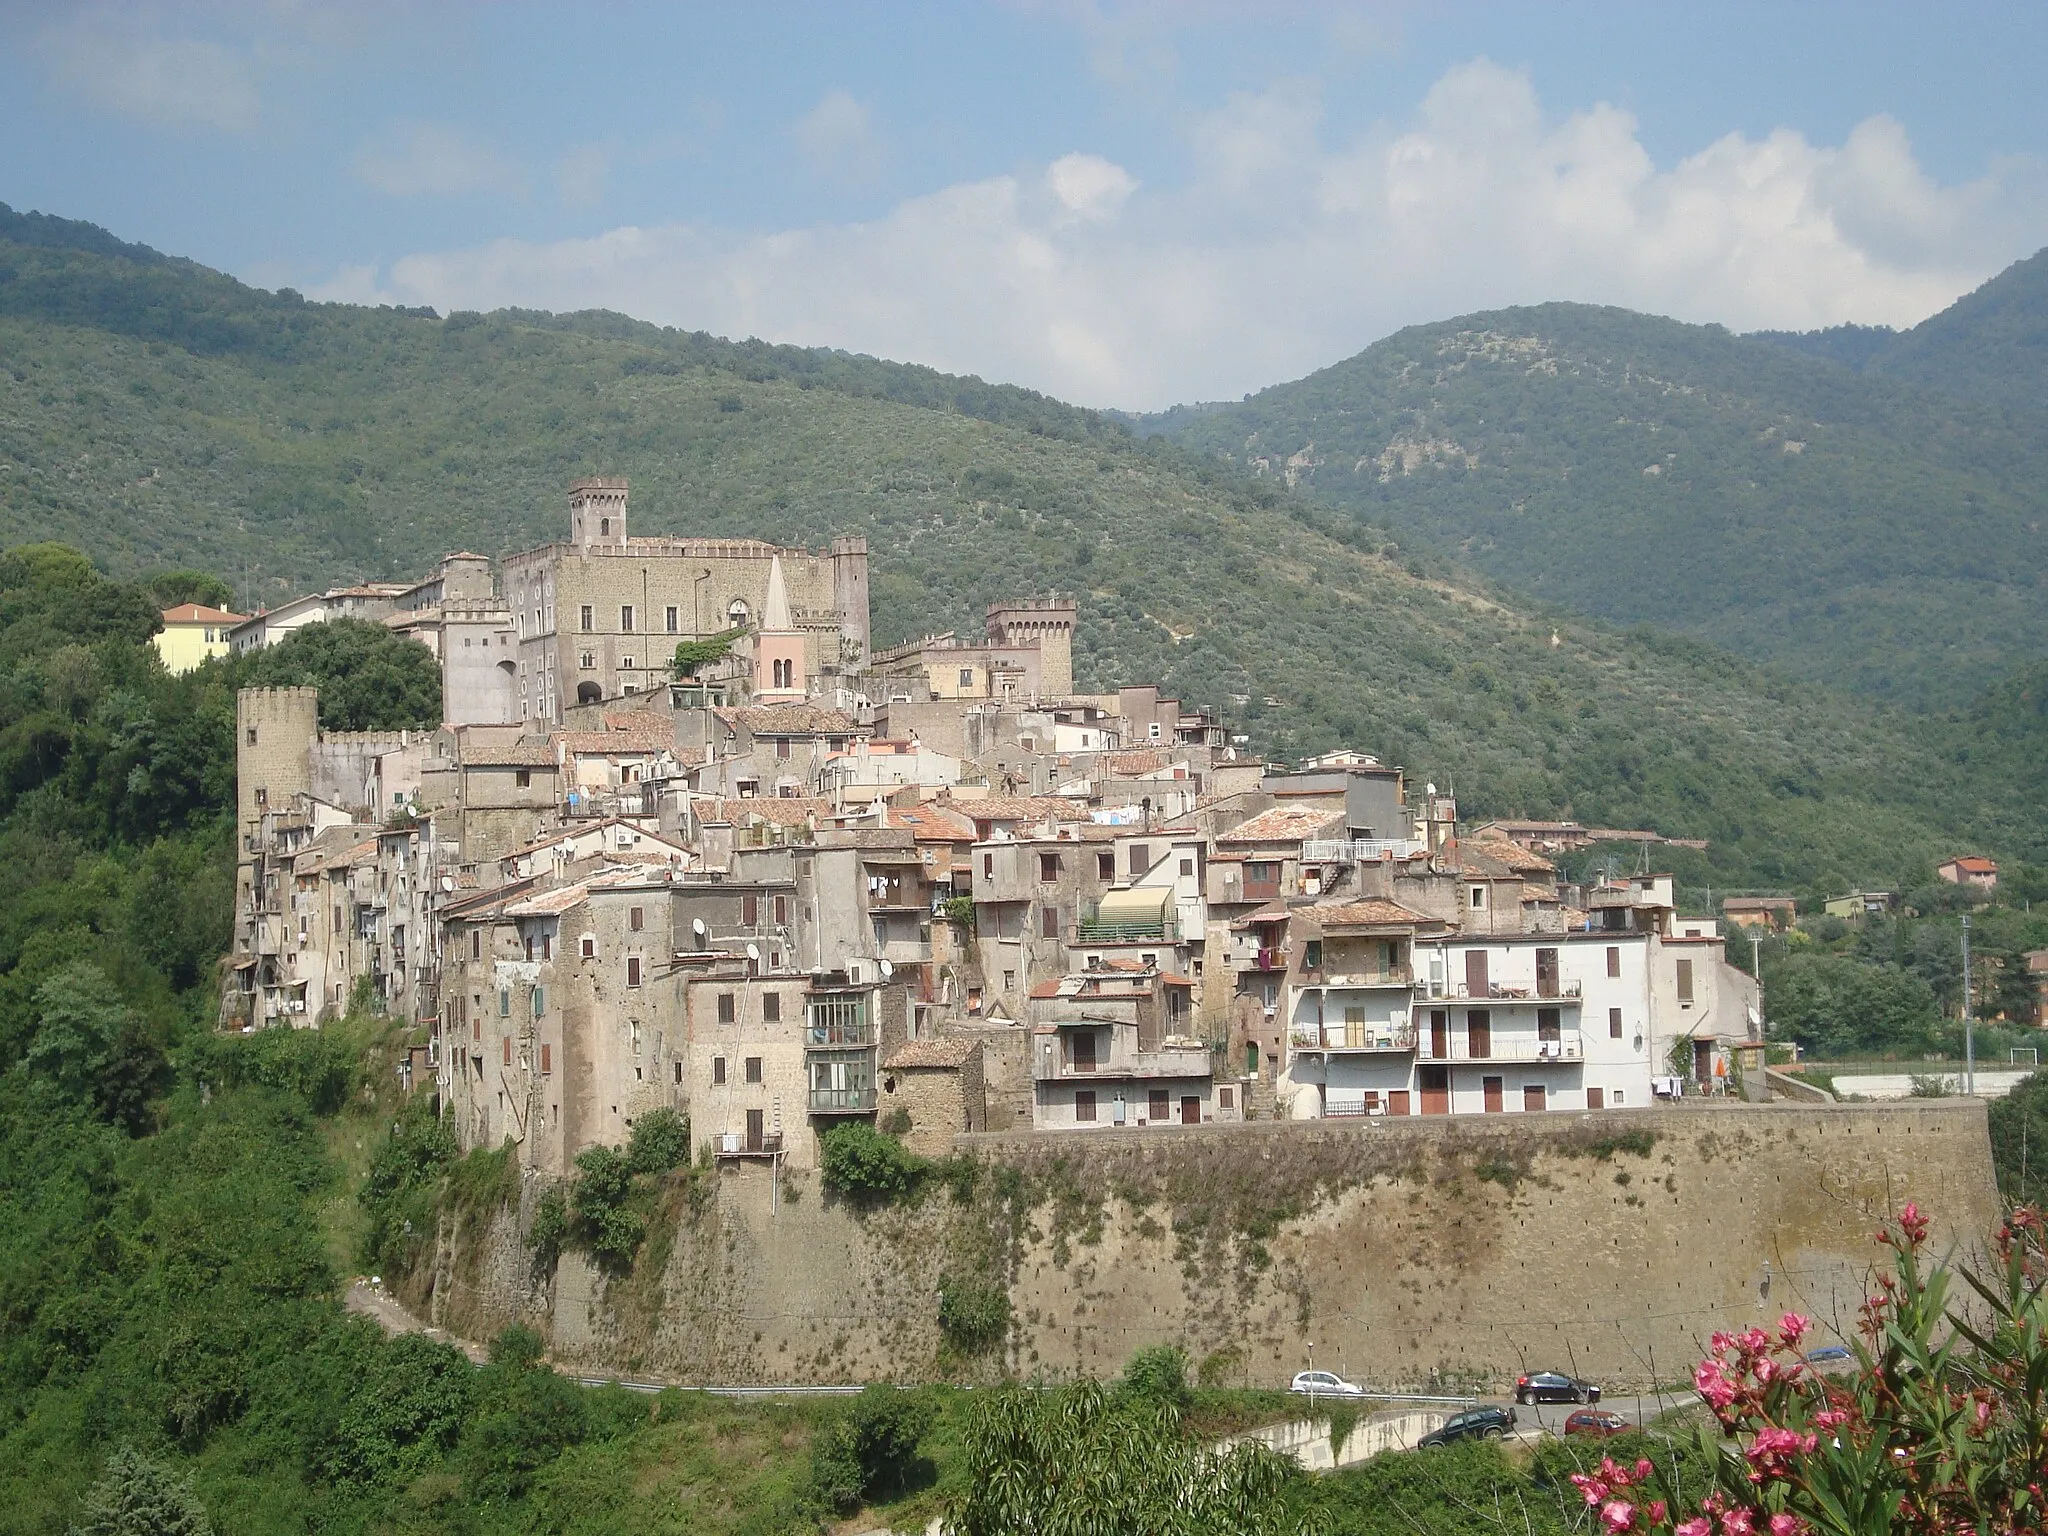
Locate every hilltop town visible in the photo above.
<box><xmin>222</xmin><ymin>477</ymin><xmax>1764</xmax><ymax>1179</ymax></box>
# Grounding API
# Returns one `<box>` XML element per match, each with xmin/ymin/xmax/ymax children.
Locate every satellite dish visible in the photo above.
<box><xmin>747</xmin><ymin>944</ymin><xmax>761</xmax><ymax>963</ymax></box>
<box><xmin>692</xmin><ymin>918</ymin><xmax>707</xmax><ymax>941</ymax></box>
<box><xmin>878</xmin><ymin>959</ymin><xmax>894</xmax><ymax>980</ymax></box>
<box><xmin>1426</xmin><ymin>782</ymin><xmax>1437</xmax><ymax>797</ymax></box>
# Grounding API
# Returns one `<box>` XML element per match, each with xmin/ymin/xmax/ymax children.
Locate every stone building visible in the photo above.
<box><xmin>500</xmin><ymin>477</ymin><xmax>870</xmax><ymax>723</ymax></box>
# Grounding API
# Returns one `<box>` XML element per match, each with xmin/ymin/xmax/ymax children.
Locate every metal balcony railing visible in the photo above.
<box><xmin>1302</xmin><ymin>838</ymin><xmax>1426</xmax><ymax>863</ymax></box>
<box><xmin>1288</xmin><ymin>1022</ymin><xmax>1418</xmax><ymax>1053</ymax></box>
<box><xmin>808</xmin><ymin>1085</ymin><xmax>878</xmax><ymax>1114</ymax></box>
<box><xmin>1414</xmin><ymin>1034</ymin><xmax>1583</xmax><ymax>1064</ymax></box>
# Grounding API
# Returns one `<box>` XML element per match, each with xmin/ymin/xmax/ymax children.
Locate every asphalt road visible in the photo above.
<box><xmin>1507</xmin><ymin>1388</ymin><xmax>1701</xmax><ymax>1438</ymax></box>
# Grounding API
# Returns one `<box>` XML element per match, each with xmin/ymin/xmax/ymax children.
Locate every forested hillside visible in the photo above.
<box><xmin>0</xmin><ymin>203</ymin><xmax>2040</xmax><ymax>888</ymax></box>
<box><xmin>1141</xmin><ymin>269</ymin><xmax>2048</xmax><ymax>708</ymax></box>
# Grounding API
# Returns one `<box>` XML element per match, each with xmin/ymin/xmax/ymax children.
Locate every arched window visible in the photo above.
<box><xmin>577</xmin><ymin>681</ymin><xmax>602</xmax><ymax>705</ymax></box>
<box><xmin>727</xmin><ymin>598</ymin><xmax>750</xmax><ymax>628</ymax></box>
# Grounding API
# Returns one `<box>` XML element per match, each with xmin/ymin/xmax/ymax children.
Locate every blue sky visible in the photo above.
<box><xmin>4</xmin><ymin>2</ymin><xmax>2046</xmax><ymax>407</ymax></box>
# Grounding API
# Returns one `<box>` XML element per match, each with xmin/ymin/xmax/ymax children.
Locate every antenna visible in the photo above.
<box><xmin>692</xmin><ymin>918</ymin><xmax>708</xmax><ymax>943</ymax></box>
<box><xmin>746</xmin><ymin>943</ymin><xmax>761</xmax><ymax>963</ymax></box>
<box><xmin>879</xmin><ymin>959</ymin><xmax>894</xmax><ymax>980</ymax></box>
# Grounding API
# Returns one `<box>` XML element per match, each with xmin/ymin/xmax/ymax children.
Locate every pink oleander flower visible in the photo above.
<box><xmin>1767</xmin><ymin>1515</ymin><xmax>1805</xmax><ymax>1536</ymax></box>
<box><xmin>1974</xmin><ymin>1398</ymin><xmax>1993</xmax><ymax>1434</ymax></box>
<box><xmin>1776</xmin><ymin>1312</ymin><xmax>1812</xmax><ymax>1348</ymax></box>
<box><xmin>1573</xmin><ymin>1472</ymin><xmax>1608</xmax><ymax>1506</ymax></box>
<box><xmin>1648</xmin><ymin>1501</ymin><xmax>1668</xmax><ymax>1523</ymax></box>
<box><xmin>1601</xmin><ymin>1499</ymin><xmax>1635</xmax><ymax>1532</ymax></box>
<box><xmin>1899</xmin><ymin>1202</ymin><xmax>1928</xmax><ymax>1245</ymax></box>
<box><xmin>1675</xmin><ymin>1520</ymin><xmax>1712</xmax><ymax>1536</ymax></box>
<box><xmin>1720</xmin><ymin>1509</ymin><xmax>1755</xmax><ymax>1536</ymax></box>
<box><xmin>1696</xmin><ymin>1360</ymin><xmax>1739</xmax><ymax>1409</ymax></box>
<box><xmin>1747</xmin><ymin>1427</ymin><xmax>1818</xmax><ymax>1461</ymax></box>
<box><xmin>1812</xmin><ymin>1409</ymin><xmax>1849</xmax><ymax>1432</ymax></box>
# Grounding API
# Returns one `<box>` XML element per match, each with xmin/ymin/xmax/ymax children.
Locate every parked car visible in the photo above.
<box><xmin>1515</xmin><ymin>1371</ymin><xmax>1601</xmax><ymax>1404</ymax></box>
<box><xmin>1290</xmin><ymin>1370</ymin><xmax>1367</xmax><ymax>1398</ymax></box>
<box><xmin>1419</xmin><ymin>1405</ymin><xmax>1517</xmax><ymax>1448</ymax></box>
<box><xmin>1805</xmin><ymin>1344</ymin><xmax>1855</xmax><ymax>1372</ymax></box>
<box><xmin>1564</xmin><ymin>1409</ymin><xmax>1630</xmax><ymax>1438</ymax></box>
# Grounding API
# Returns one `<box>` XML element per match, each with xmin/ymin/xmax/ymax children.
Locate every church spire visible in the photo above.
<box><xmin>763</xmin><ymin>553</ymin><xmax>793</xmax><ymax>632</ymax></box>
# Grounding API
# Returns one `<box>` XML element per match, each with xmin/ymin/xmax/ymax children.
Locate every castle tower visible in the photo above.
<box><xmin>237</xmin><ymin>686</ymin><xmax>320</xmax><ymax>832</ymax></box>
<box><xmin>753</xmin><ymin>555</ymin><xmax>807</xmax><ymax>702</ymax></box>
<box><xmin>985</xmin><ymin>597</ymin><xmax>1077</xmax><ymax>699</ymax></box>
<box><xmin>568</xmin><ymin>476</ymin><xmax>629</xmax><ymax>551</ymax></box>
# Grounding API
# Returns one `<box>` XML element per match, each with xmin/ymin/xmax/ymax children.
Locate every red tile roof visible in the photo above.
<box><xmin>161</xmin><ymin>602</ymin><xmax>250</xmax><ymax>624</ymax></box>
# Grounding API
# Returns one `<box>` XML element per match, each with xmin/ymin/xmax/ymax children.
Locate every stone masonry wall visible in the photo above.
<box><xmin>407</xmin><ymin>1100</ymin><xmax>2000</xmax><ymax>1392</ymax></box>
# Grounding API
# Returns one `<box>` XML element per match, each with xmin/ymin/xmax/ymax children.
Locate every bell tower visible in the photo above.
<box><xmin>753</xmin><ymin>555</ymin><xmax>807</xmax><ymax>702</ymax></box>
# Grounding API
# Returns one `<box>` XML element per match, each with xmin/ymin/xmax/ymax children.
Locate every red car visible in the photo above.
<box><xmin>1564</xmin><ymin>1409</ymin><xmax>1630</xmax><ymax>1438</ymax></box>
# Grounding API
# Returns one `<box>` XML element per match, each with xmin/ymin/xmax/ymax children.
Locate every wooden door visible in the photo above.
<box><xmin>1388</xmin><ymin>1090</ymin><xmax>1411</xmax><ymax>1116</ymax></box>
<box><xmin>1536</xmin><ymin>947</ymin><xmax>1559</xmax><ymax>999</ymax></box>
<box><xmin>1523</xmin><ymin>1084</ymin><xmax>1546</xmax><ymax>1112</ymax></box>
<box><xmin>1073</xmin><ymin>1030</ymin><xmax>1097</xmax><ymax>1072</ymax></box>
<box><xmin>1483</xmin><ymin>1076</ymin><xmax>1504</xmax><ymax>1113</ymax></box>
<box><xmin>1181</xmin><ymin>1095</ymin><xmax>1201</xmax><ymax>1125</ymax></box>
<box><xmin>1466</xmin><ymin>1009</ymin><xmax>1491</xmax><ymax>1059</ymax></box>
<box><xmin>1430</xmin><ymin>1009</ymin><xmax>1449</xmax><ymax>1057</ymax></box>
<box><xmin>746</xmin><ymin>1108</ymin><xmax>764</xmax><ymax>1151</ymax></box>
<box><xmin>1419</xmin><ymin>1066</ymin><xmax>1450</xmax><ymax>1116</ymax></box>
<box><xmin>1464</xmin><ymin>949</ymin><xmax>1489</xmax><ymax>997</ymax></box>
<box><xmin>1587</xmin><ymin>1087</ymin><xmax>1605</xmax><ymax>1110</ymax></box>
<box><xmin>1148</xmin><ymin>1089</ymin><xmax>1169</xmax><ymax>1122</ymax></box>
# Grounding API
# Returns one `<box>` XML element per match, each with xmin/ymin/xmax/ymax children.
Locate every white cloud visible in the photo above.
<box><xmin>38</xmin><ymin>7</ymin><xmax>263</xmax><ymax>133</ymax></box>
<box><xmin>791</xmin><ymin>88</ymin><xmax>880</xmax><ymax>180</ymax></box>
<box><xmin>351</xmin><ymin>119</ymin><xmax>526</xmax><ymax>200</ymax></box>
<box><xmin>306</xmin><ymin>58</ymin><xmax>2048</xmax><ymax>409</ymax></box>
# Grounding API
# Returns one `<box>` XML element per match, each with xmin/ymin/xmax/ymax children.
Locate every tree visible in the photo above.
<box><xmin>68</xmin><ymin>1448</ymin><xmax>212</xmax><ymax>1536</ymax></box>
<box><xmin>323</xmin><ymin>1332</ymin><xmax>474</xmax><ymax>1487</ymax></box>
<box><xmin>460</xmin><ymin>1333</ymin><xmax>588</xmax><ymax>1502</ymax></box>
<box><xmin>820</xmin><ymin>1121</ymin><xmax>928</xmax><ymax>1206</ymax></box>
<box><xmin>626</xmin><ymin>1107</ymin><xmax>690</xmax><ymax>1174</ymax></box>
<box><xmin>24</xmin><ymin>963</ymin><xmax>164</xmax><ymax>1129</ymax></box>
<box><xmin>810</xmin><ymin>1386</ymin><xmax>938</xmax><ymax>1514</ymax></box>
<box><xmin>144</xmin><ymin>571</ymin><xmax>236</xmax><ymax>612</ymax></box>
<box><xmin>230</xmin><ymin>618</ymin><xmax>440</xmax><ymax>732</ymax></box>
<box><xmin>1763</xmin><ymin>952</ymin><xmax>1940</xmax><ymax>1057</ymax></box>
<box><xmin>569</xmin><ymin>1145</ymin><xmax>643</xmax><ymax>1265</ymax></box>
<box><xmin>947</xmin><ymin>1379</ymin><xmax>1308</xmax><ymax>1536</ymax></box>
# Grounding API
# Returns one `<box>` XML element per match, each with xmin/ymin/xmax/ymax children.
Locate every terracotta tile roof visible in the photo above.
<box><xmin>1944</xmin><ymin>855</ymin><xmax>1999</xmax><ymax>873</ymax></box>
<box><xmin>160</xmin><ymin>602</ymin><xmax>250</xmax><ymax>624</ymax></box>
<box><xmin>1465</xmin><ymin>833</ymin><xmax>1556</xmax><ymax>874</ymax></box>
<box><xmin>504</xmin><ymin>884</ymin><xmax>591</xmax><ymax>917</ymax></box>
<box><xmin>1307</xmin><ymin>899</ymin><xmax>1436</xmax><ymax>929</ymax></box>
<box><xmin>463</xmin><ymin>743</ymin><xmax>558</xmax><ymax>768</ymax></box>
<box><xmin>1103</xmin><ymin>749</ymin><xmax>1171</xmax><ymax>776</ymax></box>
<box><xmin>713</xmin><ymin>796</ymin><xmax>831</xmax><ymax>827</ymax></box>
<box><xmin>1029</xmin><ymin>980</ymin><xmax>1063</xmax><ymax>999</ymax></box>
<box><xmin>1723</xmin><ymin>895</ymin><xmax>1797</xmax><ymax>910</ymax></box>
<box><xmin>887</xmin><ymin>803</ymin><xmax>979</xmax><ymax>841</ymax></box>
<box><xmin>883</xmin><ymin>1039</ymin><xmax>980</xmax><ymax>1069</ymax></box>
<box><xmin>554</xmin><ymin>727</ymin><xmax>676</xmax><ymax>755</ymax></box>
<box><xmin>951</xmin><ymin>794</ymin><xmax>1080</xmax><ymax>823</ymax></box>
<box><xmin>714</xmin><ymin>704</ymin><xmax>857</xmax><ymax>735</ymax></box>
<box><xmin>1218</xmin><ymin>804</ymin><xmax>1343</xmax><ymax>843</ymax></box>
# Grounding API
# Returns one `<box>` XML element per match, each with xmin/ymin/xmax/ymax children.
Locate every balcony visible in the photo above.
<box><xmin>1302</xmin><ymin>838</ymin><xmax>1426</xmax><ymax>863</ymax></box>
<box><xmin>808</xmin><ymin>1084</ymin><xmax>879</xmax><ymax>1114</ymax></box>
<box><xmin>1300</xmin><ymin>966</ymin><xmax>1414</xmax><ymax>989</ymax></box>
<box><xmin>1288</xmin><ymin>1022</ymin><xmax>1417</xmax><ymax>1053</ymax></box>
<box><xmin>1232</xmin><ymin>945</ymin><xmax>1289</xmax><ymax>972</ymax></box>
<box><xmin>1032</xmin><ymin>1047</ymin><xmax>1212</xmax><ymax>1083</ymax></box>
<box><xmin>1415</xmin><ymin>1033</ymin><xmax>1584</xmax><ymax>1064</ymax></box>
<box><xmin>1431</xmin><ymin>981</ymin><xmax>1582</xmax><ymax>1002</ymax></box>
<box><xmin>714</xmin><ymin>1130</ymin><xmax>786</xmax><ymax>1158</ymax></box>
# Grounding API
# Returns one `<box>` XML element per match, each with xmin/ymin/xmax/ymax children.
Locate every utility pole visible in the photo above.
<box><xmin>1750</xmin><ymin>930</ymin><xmax>1762</xmax><ymax>979</ymax></box>
<box><xmin>1963</xmin><ymin>915</ymin><xmax>1975</xmax><ymax>1096</ymax></box>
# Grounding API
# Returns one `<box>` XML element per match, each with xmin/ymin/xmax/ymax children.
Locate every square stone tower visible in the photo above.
<box><xmin>569</xmin><ymin>477</ymin><xmax>630</xmax><ymax>551</ymax></box>
<box><xmin>985</xmin><ymin>597</ymin><xmax>1077</xmax><ymax>699</ymax></box>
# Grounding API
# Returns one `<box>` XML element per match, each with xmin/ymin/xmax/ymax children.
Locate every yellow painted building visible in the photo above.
<box><xmin>154</xmin><ymin>603</ymin><xmax>249</xmax><ymax>674</ymax></box>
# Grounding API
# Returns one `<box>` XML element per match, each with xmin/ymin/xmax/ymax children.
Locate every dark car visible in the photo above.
<box><xmin>1418</xmin><ymin>1405</ymin><xmax>1517</xmax><ymax>1448</ymax></box>
<box><xmin>1516</xmin><ymin>1371</ymin><xmax>1600</xmax><ymax>1404</ymax></box>
<box><xmin>1564</xmin><ymin>1409</ymin><xmax>1630</xmax><ymax>1438</ymax></box>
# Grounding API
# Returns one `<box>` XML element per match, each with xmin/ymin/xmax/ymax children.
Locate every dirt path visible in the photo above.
<box><xmin>344</xmin><ymin>1278</ymin><xmax>489</xmax><ymax>1364</ymax></box>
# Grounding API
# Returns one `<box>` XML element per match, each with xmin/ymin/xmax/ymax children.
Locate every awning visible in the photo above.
<box><xmin>1096</xmin><ymin>887</ymin><xmax>1170</xmax><ymax>925</ymax></box>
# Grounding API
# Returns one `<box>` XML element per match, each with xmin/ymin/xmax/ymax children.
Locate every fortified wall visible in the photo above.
<box><xmin>408</xmin><ymin>1100</ymin><xmax>2000</xmax><ymax>1391</ymax></box>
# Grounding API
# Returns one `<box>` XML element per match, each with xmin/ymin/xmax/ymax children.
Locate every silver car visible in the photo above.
<box><xmin>1289</xmin><ymin>1369</ymin><xmax>1368</xmax><ymax>1398</ymax></box>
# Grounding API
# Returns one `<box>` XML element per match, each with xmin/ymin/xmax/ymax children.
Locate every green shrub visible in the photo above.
<box><xmin>808</xmin><ymin>1385</ymin><xmax>938</xmax><ymax>1515</ymax></box>
<box><xmin>69</xmin><ymin>1448</ymin><xmax>213</xmax><ymax>1536</ymax></box>
<box><xmin>570</xmin><ymin>1145</ymin><xmax>644</xmax><ymax>1266</ymax></box>
<box><xmin>819</xmin><ymin>1121</ymin><xmax>928</xmax><ymax>1206</ymax></box>
<box><xmin>938</xmin><ymin>1275</ymin><xmax>1010</xmax><ymax>1356</ymax></box>
<box><xmin>526</xmin><ymin>1183</ymin><xmax>568</xmax><ymax>1269</ymax></box>
<box><xmin>626</xmin><ymin>1108</ymin><xmax>690</xmax><ymax>1174</ymax></box>
<box><xmin>1122</xmin><ymin>1344</ymin><xmax>1192</xmax><ymax>1408</ymax></box>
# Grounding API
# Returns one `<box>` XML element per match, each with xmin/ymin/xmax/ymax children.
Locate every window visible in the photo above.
<box><xmin>532</xmin><ymin>986</ymin><xmax>546</xmax><ymax>1016</ymax></box>
<box><xmin>763</xmin><ymin>992</ymin><xmax>781</xmax><ymax>1023</ymax></box>
<box><xmin>1303</xmin><ymin>939</ymin><xmax>1323</xmax><ymax>970</ymax></box>
<box><xmin>1039</xmin><ymin>852</ymin><xmax>1060</xmax><ymax>882</ymax></box>
<box><xmin>1075</xmin><ymin>1090</ymin><xmax>1097</xmax><ymax>1123</ymax></box>
<box><xmin>1606</xmin><ymin>946</ymin><xmax>1622</xmax><ymax>978</ymax></box>
<box><xmin>712</xmin><ymin>1056</ymin><xmax>727</xmax><ymax>1085</ymax></box>
<box><xmin>540</xmin><ymin>1044</ymin><xmax>552</xmax><ymax>1075</ymax></box>
<box><xmin>1537</xmin><ymin>1007</ymin><xmax>1561</xmax><ymax>1043</ymax></box>
<box><xmin>500</xmin><ymin>1035</ymin><xmax>513</xmax><ymax>1067</ymax></box>
<box><xmin>717</xmin><ymin>992</ymin><xmax>736</xmax><ymax>1024</ymax></box>
<box><xmin>983</xmin><ymin>853</ymin><xmax>994</xmax><ymax>878</ymax></box>
<box><xmin>499</xmin><ymin>988</ymin><xmax>510</xmax><ymax>1017</ymax></box>
<box><xmin>673</xmin><ymin>1061</ymin><xmax>683</xmax><ymax>1084</ymax></box>
<box><xmin>515</xmin><ymin>769</ymin><xmax>531</xmax><ymax>788</ymax></box>
<box><xmin>1040</xmin><ymin>905</ymin><xmax>1059</xmax><ymax>938</ymax></box>
<box><xmin>471</xmin><ymin>929</ymin><xmax>481</xmax><ymax>960</ymax></box>
<box><xmin>1612</xmin><ymin>1089</ymin><xmax>1626</xmax><ymax>1105</ymax></box>
<box><xmin>1003</xmin><ymin>970</ymin><xmax>1016</xmax><ymax>991</ymax></box>
<box><xmin>254</xmin><ymin>786</ymin><xmax>267</xmax><ymax>808</ymax></box>
<box><xmin>246</xmin><ymin>726</ymin><xmax>258</xmax><ymax>745</ymax></box>
<box><xmin>959</xmin><ymin>668</ymin><xmax>975</xmax><ymax>688</ymax></box>
<box><xmin>775</xmin><ymin>737</ymin><xmax>791</xmax><ymax>759</ymax></box>
<box><xmin>744</xmin><ymin>1056</ymin><xmax>762</xmax><ymax>1084</ymax></box>
<box><xmin>1469</xmin><ymin>886</ymin><xmax>1486</xmax><ymax>909</ymax></box>
<box><xmin>1676</xmin><ymin>958</ymin><xmax>1695</xmax><ymax>1004</ymax></box>
<box><xmin>728</xmin><ymin>598</ymin><xmax>749</xmax><ymax>627</ymax></box>
<box><xmin>666</xmin><ymin>606</ymin><xmax>680</xmax><ymax>633</ymax></box>
<box><xmin>626</xmin><ymin>956</ymin><xmax>643</xmax><ymax>987</ymax></box>
<box><xmin>630</xmin><ymin>906</ymin><xmax>644</xmax><ymax>932</ymax></box>
<box><xmin>1098</xmin><ymin>851</ymin><xmax>1115</xmax><ymax>881</ymax></box>
<box><xmin>1129</xmin><ymin>844</ymin><xmax>1151</xmax><ymax>876</ymax></box>
<box><xmin>579</xmin><ymin>604</ymin><xmax>594</xmax><ymax>632</ymax></box>
<box><xmin>743</xmin><ymin>894</ymin><xmax>759</xmax><ymax>925</ymax></box>
<box><xmin>581</xmin><ymin>935</ymin><xmax>596</xmax><ymax>959</ymax></box>
<box><xmin>620</xmin><ymin>605</ymin><xmax>635</xmax><ymax>632</ymax></box>
<box><xmin>774</xmin><ymin>895</ymin><xmax>788</xmax><ymax>925</ymax></box>
<box><xmin>580</xmin><ymin>651</ymin><xmax>595</xmax><ymax>669</ymax></box>
<box><xmin>1219</xmin><ymin>1086</ymin><xmax>1235</xmax><ymax>1110</ymax></box>
<box><xmin>1179</xmin><ymin>857</ymin><xmax>1194</xmax><ymax>877</ymax></box>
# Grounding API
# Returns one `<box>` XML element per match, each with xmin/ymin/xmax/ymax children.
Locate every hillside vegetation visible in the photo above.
<box><xmin>0</xmin><ymin>204</ymin><xmax>2039</xmax><ymax>887</ymax></box>
<box><xmin>1142</xmin><ymin>268</ymin><xmax>2048</xmax><ymax>708</ymax></box>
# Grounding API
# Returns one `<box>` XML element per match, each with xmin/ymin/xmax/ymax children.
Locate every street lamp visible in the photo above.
<box><xmin>1306</xmin><ymin>1341</ymin><xmax>1316</xmax><ymax>1407</ymax></box>
<box><xmin>1963</xmin><ymin>915</ymin><xmax>1975</xmax><ymax>1096</ymax></box>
